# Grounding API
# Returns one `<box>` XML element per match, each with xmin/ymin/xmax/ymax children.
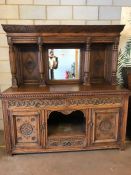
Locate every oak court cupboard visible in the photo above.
<box><xmin>0</xmin><ymin>25</ymin><xmax>129</xmax><ymax>155</ymax></box>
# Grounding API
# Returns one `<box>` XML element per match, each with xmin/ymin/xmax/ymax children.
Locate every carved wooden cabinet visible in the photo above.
<box><xmin>0</xmin><ymin>25</ymin><xmax>129</xmax><ymax>155</ymax></box>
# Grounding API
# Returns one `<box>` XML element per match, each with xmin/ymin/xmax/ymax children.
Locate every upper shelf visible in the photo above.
<box><xmin>2</xmin><ymin>25</ymin><xmax>124</xmax><ymax>34</ymax></box>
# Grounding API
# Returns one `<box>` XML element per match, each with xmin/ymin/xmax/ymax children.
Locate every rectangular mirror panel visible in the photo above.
<box><xmin>48</xmin><ymin>49</ymin><xmax>80</xmax><ymax>80</ymax></box>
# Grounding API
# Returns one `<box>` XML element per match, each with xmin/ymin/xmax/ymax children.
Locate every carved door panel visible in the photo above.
<box><xmin>91</xmin><ymin>108</ymin><xmax>120</xmax><ymax>145</ymax></box>
<box><xmin>9</xmin><ymin>109</ymin><xmax>44</xmax><ymax>150</ymax></box>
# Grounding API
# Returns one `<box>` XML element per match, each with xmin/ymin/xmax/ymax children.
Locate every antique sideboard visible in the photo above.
<box><xmin>0</xmin><ymin>25</ymin><xmax>129</xmax><ymax>155</ymax></box>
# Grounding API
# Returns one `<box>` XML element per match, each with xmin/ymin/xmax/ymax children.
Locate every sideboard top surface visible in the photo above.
<box><xmin>1</xmin><ymin>84</ymin><xmax>129</xmax><ymax>98</ymax></box>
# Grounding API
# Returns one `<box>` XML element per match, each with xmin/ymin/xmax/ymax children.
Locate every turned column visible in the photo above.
<box><xmin>111</xmin><ymin>37</ymin><xmax>119</xmax><ymax>85</ymax></box>
<box><xmin>37</xmin><ymin>37</ymin><xmax>46</xmax><ymax>86</ymax></box>
<box><xmin>83</xmin><ymin>38</ymin><xmax>91</xmax><ymax>85</ymax></box>
<box><xmin>8</xmin><ymin>37</ymin><xmax>18</xmax><ymax>88</ymax></box>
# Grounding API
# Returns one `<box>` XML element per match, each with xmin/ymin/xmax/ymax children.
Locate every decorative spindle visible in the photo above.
<box><xmin>8</xmin><ymin>37</ymin><xmax>18</xmax><ymax>88</ymax></box>
<box><xmin>111</xmin><ymin>37</ymin><xmax>119</xmax><ymax>85</ymax></box>
<box><xmin>83</xmin><ymin>38</ymin><xmax>91</xmax><ymax>85</ymax></box>
<box><xmin>38</xmin><ymin>37</ymin><xmax>46</xmax><ymax>86</ymax></box>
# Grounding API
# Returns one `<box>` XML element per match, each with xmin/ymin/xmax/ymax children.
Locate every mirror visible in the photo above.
<box><xmin>48</xmin><ymin>49</ymin><xmax>80</xmax><ymax>80</ymax></box>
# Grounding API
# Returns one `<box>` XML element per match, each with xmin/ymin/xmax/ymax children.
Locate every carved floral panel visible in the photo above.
<box><xmin>12</xmin><ymin>112</ymin><xmax>41</xmax><ymax>145</ymax></box>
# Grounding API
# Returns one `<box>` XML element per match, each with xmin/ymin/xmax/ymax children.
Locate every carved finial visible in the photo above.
<box><xmin>8</xmin><ymin>36</ymin><xmax>13</xmax><ymax>46</ymax></box>
<box><xmin>85</xmin><ymin>37</ymin><xmax>91</xmax><ymax>51</ymax></box>
<box><xmin>113</xmin><ymin>37</ymin><xmax>119</xmax><ymax>50</ymax></box>
<box><xmin>114</xmin><ymin>36</ymin><xmax>119</xmax><ymax>45</ymax></box>
<box><xmin>86</xmin><ymin>37</ymin><xmax>91</xmax><ymax>43</ymax></box>
<box><xmin>37</xmin><ymin>37</ymin><xmax>43</xmax><ymax>45</ymax></box>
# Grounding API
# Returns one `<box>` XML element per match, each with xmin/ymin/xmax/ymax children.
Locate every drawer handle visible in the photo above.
<box><xmin>40</xmin><ymin>122</ymin><xmax>46</xmax><ymax>131</ymax></box>
<box><xmin>87</xmin><ymin>121</ymin><xmax>93</xmax><ymax>128</ymax></box>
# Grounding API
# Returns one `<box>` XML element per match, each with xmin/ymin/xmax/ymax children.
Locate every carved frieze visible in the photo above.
<box><xmin>47</xmin><ymin>109</ymin><xmax>86</xmax><ymax>120</ymax></box>
<box><xmin>8</xmin><ymin>99</ymin><xmax>66</xmax><ymax>107</ymax></box>
<box><xmin>51</xmin><ymin>109</ymin><xmax>86</xmax><ymax>116</ymax></box>
<box><xmin>8</xmin><ymin>97</ymin><xmax>122</xmax><ymax>107</ymax></box>
<box><xmin>68</xmin><ymin>97</ymin><xmax>122</xmax><ymax>106</ymax></box>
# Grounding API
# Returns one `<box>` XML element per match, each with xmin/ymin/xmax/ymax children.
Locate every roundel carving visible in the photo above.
<box><xmin>99</xmin><ymin>119</ymin><xmax>112</xmax><ymax>133</ymax></box>
<box><xmin>20</xmin><ymin>123</ymin><xmax>33</xmax><ymax>137</ymax></box>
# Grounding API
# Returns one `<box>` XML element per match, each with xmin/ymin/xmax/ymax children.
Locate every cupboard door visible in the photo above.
<box><xmin>9</xmin><ymin>109</ymin><xmax>43</xmax><ymax>150</ymax></box>
<box><xmin>91</xmin><ymin>108</ymin><xmax>120</xmax><ymax>145</ymax></box>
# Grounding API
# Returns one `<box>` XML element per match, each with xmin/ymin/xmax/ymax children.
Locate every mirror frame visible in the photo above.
<box><xmin>44</xmin><ymin>44</ymin><xmax>84</xmax><ymax>85</ymax></box>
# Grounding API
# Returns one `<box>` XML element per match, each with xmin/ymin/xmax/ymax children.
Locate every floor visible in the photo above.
<box><xmin>0</xmin><ymin>131</ymin><xmax>131</xmax><ymax>175</ymax></box>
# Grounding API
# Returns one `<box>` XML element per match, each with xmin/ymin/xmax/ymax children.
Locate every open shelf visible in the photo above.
<box><xmin>48</xmin><ymin>110</ymin><xmax>86</xmax><ymax>137</ymax></box>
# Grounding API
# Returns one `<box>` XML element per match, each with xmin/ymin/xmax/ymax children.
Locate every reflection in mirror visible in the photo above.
<box><xmin>48</xmin><ymin>49</ymin><xmax>80</xmax><ymax>80</ymax></box>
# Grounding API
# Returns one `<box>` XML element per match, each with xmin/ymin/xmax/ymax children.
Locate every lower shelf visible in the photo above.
<box><xmin>48</xmin><ymin>123</ymin><xmax>85</xmax><ymax>136</ymax></box>
<box><xmin>48</xmin><ymin>110</ymin><xmax>86</xmax><ymax>136</ymax></box>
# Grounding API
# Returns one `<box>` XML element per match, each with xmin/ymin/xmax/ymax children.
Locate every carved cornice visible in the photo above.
<box><xmin>2</xmin><ymin>25</ymin><xmax>124</xmax><ymax>34</ymax></box>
